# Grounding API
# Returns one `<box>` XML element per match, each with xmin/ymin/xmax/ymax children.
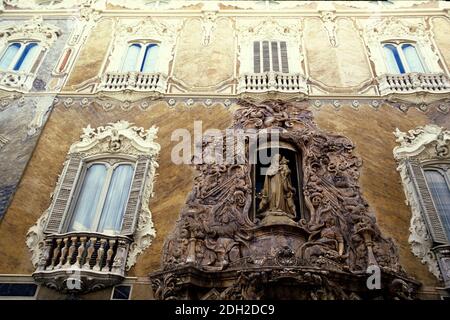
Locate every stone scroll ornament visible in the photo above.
<box><xmin>153</xmin><ymin>99</ymin><xmax>418</xmax><ymax>300</ymax></box>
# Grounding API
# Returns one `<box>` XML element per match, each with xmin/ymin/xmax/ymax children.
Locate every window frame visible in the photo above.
<box><xmin>381</xmin><ymin>40</ymin><xmax>428</xmax><ymax>74</ymax></box>
<box><xmin>422</xmin><ymin>161</ymin><xmax>450</xmax><ymax>242</ymax></box>
<box><xmin>252</xmin><ymin>39</ymin><xmax>290</xmax><ymax>74</ymax></box>
<box><xmin>120</xmin><ymin>40</ymin><xmax>160</xmax><ymax>73</ymax></box>
<box><xmin>63</xmin><ymin>155</ymin><xmax>137</xmax><ymax>235</ymax></box>
<box><xmin>0</xmin><ymin>40</ymin><xmax>42</xmax><ymax>73</ymax></box>
<box><xmin>110</xmin><ymin>284</ymin><xmax>133</xmax><ymax>300</ymax></box>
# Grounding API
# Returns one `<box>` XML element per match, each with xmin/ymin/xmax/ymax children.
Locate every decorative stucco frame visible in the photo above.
<box><xmin>26</xmin><ymin>120</ymin><xmax>160</xmax><ymax>271</ymax></box>
<box><xmin>236</xmin><ymin>18</ymin><xmax>304</xmax><ymax>75</ymax></box>
<box><xmin>102</xmin><ymin>18</ymin><xmax>182</xmax><ymax>76</ymax></box>
<box><xmin>0</xmin><ymin>16</ymin><xmax>62</xmax><ymax>91</ymax></box>
<box><xmin>362</xmin><ymin>17</ymin><xmax>443</xmax><ymax>76</ymax></box>
<box><xmin>393</xmin><ymin>124</ymin><xmax>450</xmax><ymax>288</ymax></box>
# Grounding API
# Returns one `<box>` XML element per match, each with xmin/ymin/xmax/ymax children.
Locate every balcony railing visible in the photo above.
<box><xmin>98</xmin><ymin>71</ymin><xmax>167</xmax><ymax>93</ymax></box>
<box><xmin>378</xmin><ymin>72</ymin><xmax>450</xmax><ymax>96</ymax></box>
<box><xmin>33</xmin><ymin>232</ymin><xmax>132</xmax><ymax>293</ymax></box>
<box><xmin>238</xmin><ymin>71</ymin><xmax>308</xmax><ymax>94</ymax></box>
<box><xmin>0</xmin><ymin>70</ymin><xmax>35</xmax><ymax>91</ymax></box>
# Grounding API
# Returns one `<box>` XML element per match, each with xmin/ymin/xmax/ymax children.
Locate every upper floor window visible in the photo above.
<box><xmin>253</xmin><ymin>40</ymin><xmax>289</xmax><ymax>73</ymax></box>
<box><xmin>424</xmin><ymin>166</ymin><xmax>450</xmax><ymax>239</ymax></box>
<box><xmin>121</xmin><ymin>42</ymin><xmax>159</xmax><ymax>73</ymax></box>
<box><xmin>0</xmin><ymin>42</ymin><xmax>40</xmax><ymax>73</ymax></box>
<box><xmin>382</xmin><ymin>42</ymin><xmax>426</xmax><ymax>74</ymax></box>
<box><xmin>68</xmin><ymin>161</ymin><xmax>134</xmax><ymax>235</ymax></box>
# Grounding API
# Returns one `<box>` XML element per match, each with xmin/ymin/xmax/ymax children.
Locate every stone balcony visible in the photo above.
<box><xmin>238</xmin><ymin>71</ymin><xmax>308</xmax><ymax>95</ymax></box>
<box><xmin>378</xmin><ymin>72</ymin><xmax>450</xmax><ymax>104</ymax></box>
<box><xmin>98</xmin><ymin>71</ymin><xmax>167</xmax><ymax>93</ymax></box>
<box><xmin>32</xmin><ymin>232</ymin><xmax>132</xmax><ymax>293</ymax></box>
<box><xmin>0</xmin><ymin>70</ymin><xmax>35</xmax><ymax>92</ymax></box>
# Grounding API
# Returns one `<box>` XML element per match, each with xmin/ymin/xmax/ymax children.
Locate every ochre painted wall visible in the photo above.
<box><xmin>64</xmin><ymin>18</ymin><xmax>114</xmax><ymax>89</ymax></box>
<box><xmin>0</xmin><ymin>101</ymin><xmax>442</xmax><ymax>299</ymax></box>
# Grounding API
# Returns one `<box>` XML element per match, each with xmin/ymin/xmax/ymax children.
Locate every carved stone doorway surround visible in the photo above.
<box><xmin>151</xmin><ymin>99</ymin><xmax>419</xmax><ymax>300</ymax></box>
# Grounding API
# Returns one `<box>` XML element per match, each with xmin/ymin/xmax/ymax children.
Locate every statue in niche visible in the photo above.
<box><xmin>257</xmin><ymin>154</ymin><xmax>297</xmax><ymax>223</ymax></box>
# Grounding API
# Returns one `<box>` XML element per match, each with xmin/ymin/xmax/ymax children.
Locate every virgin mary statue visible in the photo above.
<box><xmin>258</xmin><ymin>154</ymin><xmax>296</xmax><ymax>220</ymax></box>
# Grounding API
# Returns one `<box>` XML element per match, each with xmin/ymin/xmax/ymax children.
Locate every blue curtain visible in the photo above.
<box><xmin>121</xmin><ymin>44</ymin><xmax>141</xmax><ymax>72</ymax></box>
<box><xmin>425</xmin><ymin>170</ymin><xmax>450</xmax><ymax>239</ymax></box>
<box><xmin>0</xmin><ymin>43</ymin><xmax>21</xmax><ymax>71</ymax></box>
<box><xmin>383</xmin><ymin>44</ymin><xmax>405</xmax><ymax>74</ymax></box>
<box><xmin>68</xmin><ymin>164</ymin><xmax>107</xmax><ymax>232</ymax></box>
<box><xmin>15</xmin><ymin>43</ymin><xmax>39</xmax><ymax>72</ymax></box>
<box><xmin>402</xmin><ymin>44</ymin><xmax>425</xmax><ymax>73</ymax></box>
<box><xmin>97</xmin><ymin>164</ymin><xmax>134</xmax><ymax>234</ymax></box>
<box><xmin>141</xmin><ymin>44</ymin><xmax>159</xmax><ymax>73</ymax></box>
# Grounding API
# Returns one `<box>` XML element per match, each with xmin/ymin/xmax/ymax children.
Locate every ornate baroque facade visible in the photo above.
<box><xmin>0</xmin><ymin>0</ymin><xmax>450</xmax><ymax>300</ymax></box>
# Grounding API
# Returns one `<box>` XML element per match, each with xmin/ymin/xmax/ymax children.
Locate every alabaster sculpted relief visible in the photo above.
<box><xmin>27</xmin><ymin>120</ymin><xmax>160</xmax><ymax>271</ymax></box>
<box><xmin>394</xmin><ymin>124</ymin><xmax>450</xmax><ymax>279</ymax></box>
<box><xmin>155</xmin><ymin>99</ymin><xmax>414</xmax><ymax>300</ymax></box>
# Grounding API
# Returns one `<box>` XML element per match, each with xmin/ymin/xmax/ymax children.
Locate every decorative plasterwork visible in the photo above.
<box><xmin>103</xmin><ymin>18</ymin><xmax>182</xmax><ymax>75</ymax></box>
<box><xmin>362</xmin><ymin>17</ymin><xmax>442</xmax><ymax>76</ymax></box>
<box><xmin>236</xmin><ymin>18</ymin><xmax>304</xmax><ymax>74</ymax></box>
<box><xmin>27</xmin><ymin>95</ymin><xmax>54</xmax><ymax>136</ymax></box>
<box><xmin>0</xmin><ymin>134</ymin><xmax>9</xmax><ymax>150</ymax></box>
<box><xmin>26</xmin><ymin>120</ymin><xmax>160</xmax><ymax>271</ymax></box>
<box><xmin>320</xmin><ymin>11</ymin><xmax>338</xmax><ymax>47</ymax></box>
<box><xmin>3</xmin><ymin>0</ymin><xmax>105</xmax><ymax>10</ymax></box>
<box><xmin>393</xmin><ymin>124</ymin><xmax>450</xmax><ymax>279</ymax></box>
<box><xmin>0</xmin><ymin>16</ymin><xmax>61</xmax><ymax>50</ymax></box>
<box><xmin>201</xmin><ymin>10</ymin><xmax>217</xmax><ymax>47</ymax></box>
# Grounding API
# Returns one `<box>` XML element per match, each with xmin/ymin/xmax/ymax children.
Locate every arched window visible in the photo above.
<box><xmin>382</xmin><ymin>42</ymin><xmax>426</xmax><ymax>74</ymax></box>
<box><xmin>424</xmin><ymin>167</ymin><xmax>450</xmax><ymax>239</ymax></box>
<box><xmin>121</xmin><ymin>42</ymin><xmax>159</xmax><ymax>73</ymax></box>
<box><xmin>253</xmin><ymin>40</ymin><xmax>289</xmax><ymax>73</ymax></box>
<box><xmin>0</xmin><ymin>42</ymin><xmax>40</xmax><ymax>73</ymax></box>
<box><xmin>68</xmin><ymin>161</ymin><xmax>134</xmax><ymax>235</ymax></box>
<box><xmin>401</xmin><ymin>44</ymin><xmax>425</xmax><ymax>73</ymax></box>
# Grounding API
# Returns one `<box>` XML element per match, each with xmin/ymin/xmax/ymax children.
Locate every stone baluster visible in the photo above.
<box><xmin>56</xmin><ymin>237</ymin><xmax>69</xmax><ymax>269</ymax></box>
<box><xmin>77</xmin><ymin>237</ymin><xmax>87</xmax><ymax>267</ymax></box>
<box><xmin>83</xmin><ymin>237</ymin><xmax>96</xmax><ymax>270</ymax></box>
<box><xmin>105</xmin><ymin>239</ymin><xmax>116</xmax><ymax>272</ymax></box>
<box><xmin>39</xmin><ymin>239</ymin><xmax>53</xmax><ymax>271</ymax></box>
<box><xmin>94</xmin><ymin>238</ymin><xmax>107</xmax><ymax>271</ymax></box>
<box><xmin>64</xmin><ymin>236</ymin><xmax>78</xmax><ymax>268</ymax></box>
<box><xmin>50</xmin><ymin>238</ymin><xmax>63</xmax><ymax>270</ymax></box>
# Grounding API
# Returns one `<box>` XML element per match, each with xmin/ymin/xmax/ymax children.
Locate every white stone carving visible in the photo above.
<box><xmin>3</xmin><ymin>0</ymin><xmax>104</xmax><ymax>10</ymax></box>
<box><xmin>27</xmin><ymin>96</ymin><xmax>54</xmax><ymax>136</ymax></box>
<box><xmin>378</xmin><ymin>73</ymin><xmax>450</xmax><ymax>96</ymax></box>
<box><xmin>27</xmin><ymin>120</ymin><xmax>160</xmax><ymax>271</ymax></box>
<box><xmin>362</xmin><ymin>17</ymin><xmax>442</xmax><ymax>76</ymax></box>
<box><xmin>393</xmin><ymin>124</ymin><xmax>450</xmax><ymax>279</ymax></box>
<box><xmin>236</xmin><ymin>17</ymin><xmax>304</xmax><ymax>75</ymax></box>
<box><xmin>238</xmin><ymin>71</ymin><xmax>308</xmax><ymax>95</ymax></box>
<box><xmin>0</xmin><ymin>16</ymin><xmax>61</xmax><ymax>50</ymax></box>
<box><xmin>0</xmin><ymin>16</ymin><xmax>61</xmax><ymax>92</ymax></box>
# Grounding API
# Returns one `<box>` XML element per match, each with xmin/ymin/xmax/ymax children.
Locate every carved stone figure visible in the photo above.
<box><xmin>258</xmin><ymin>154</ymin><xmax>296</xmax><ymax>221</ymax></box>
